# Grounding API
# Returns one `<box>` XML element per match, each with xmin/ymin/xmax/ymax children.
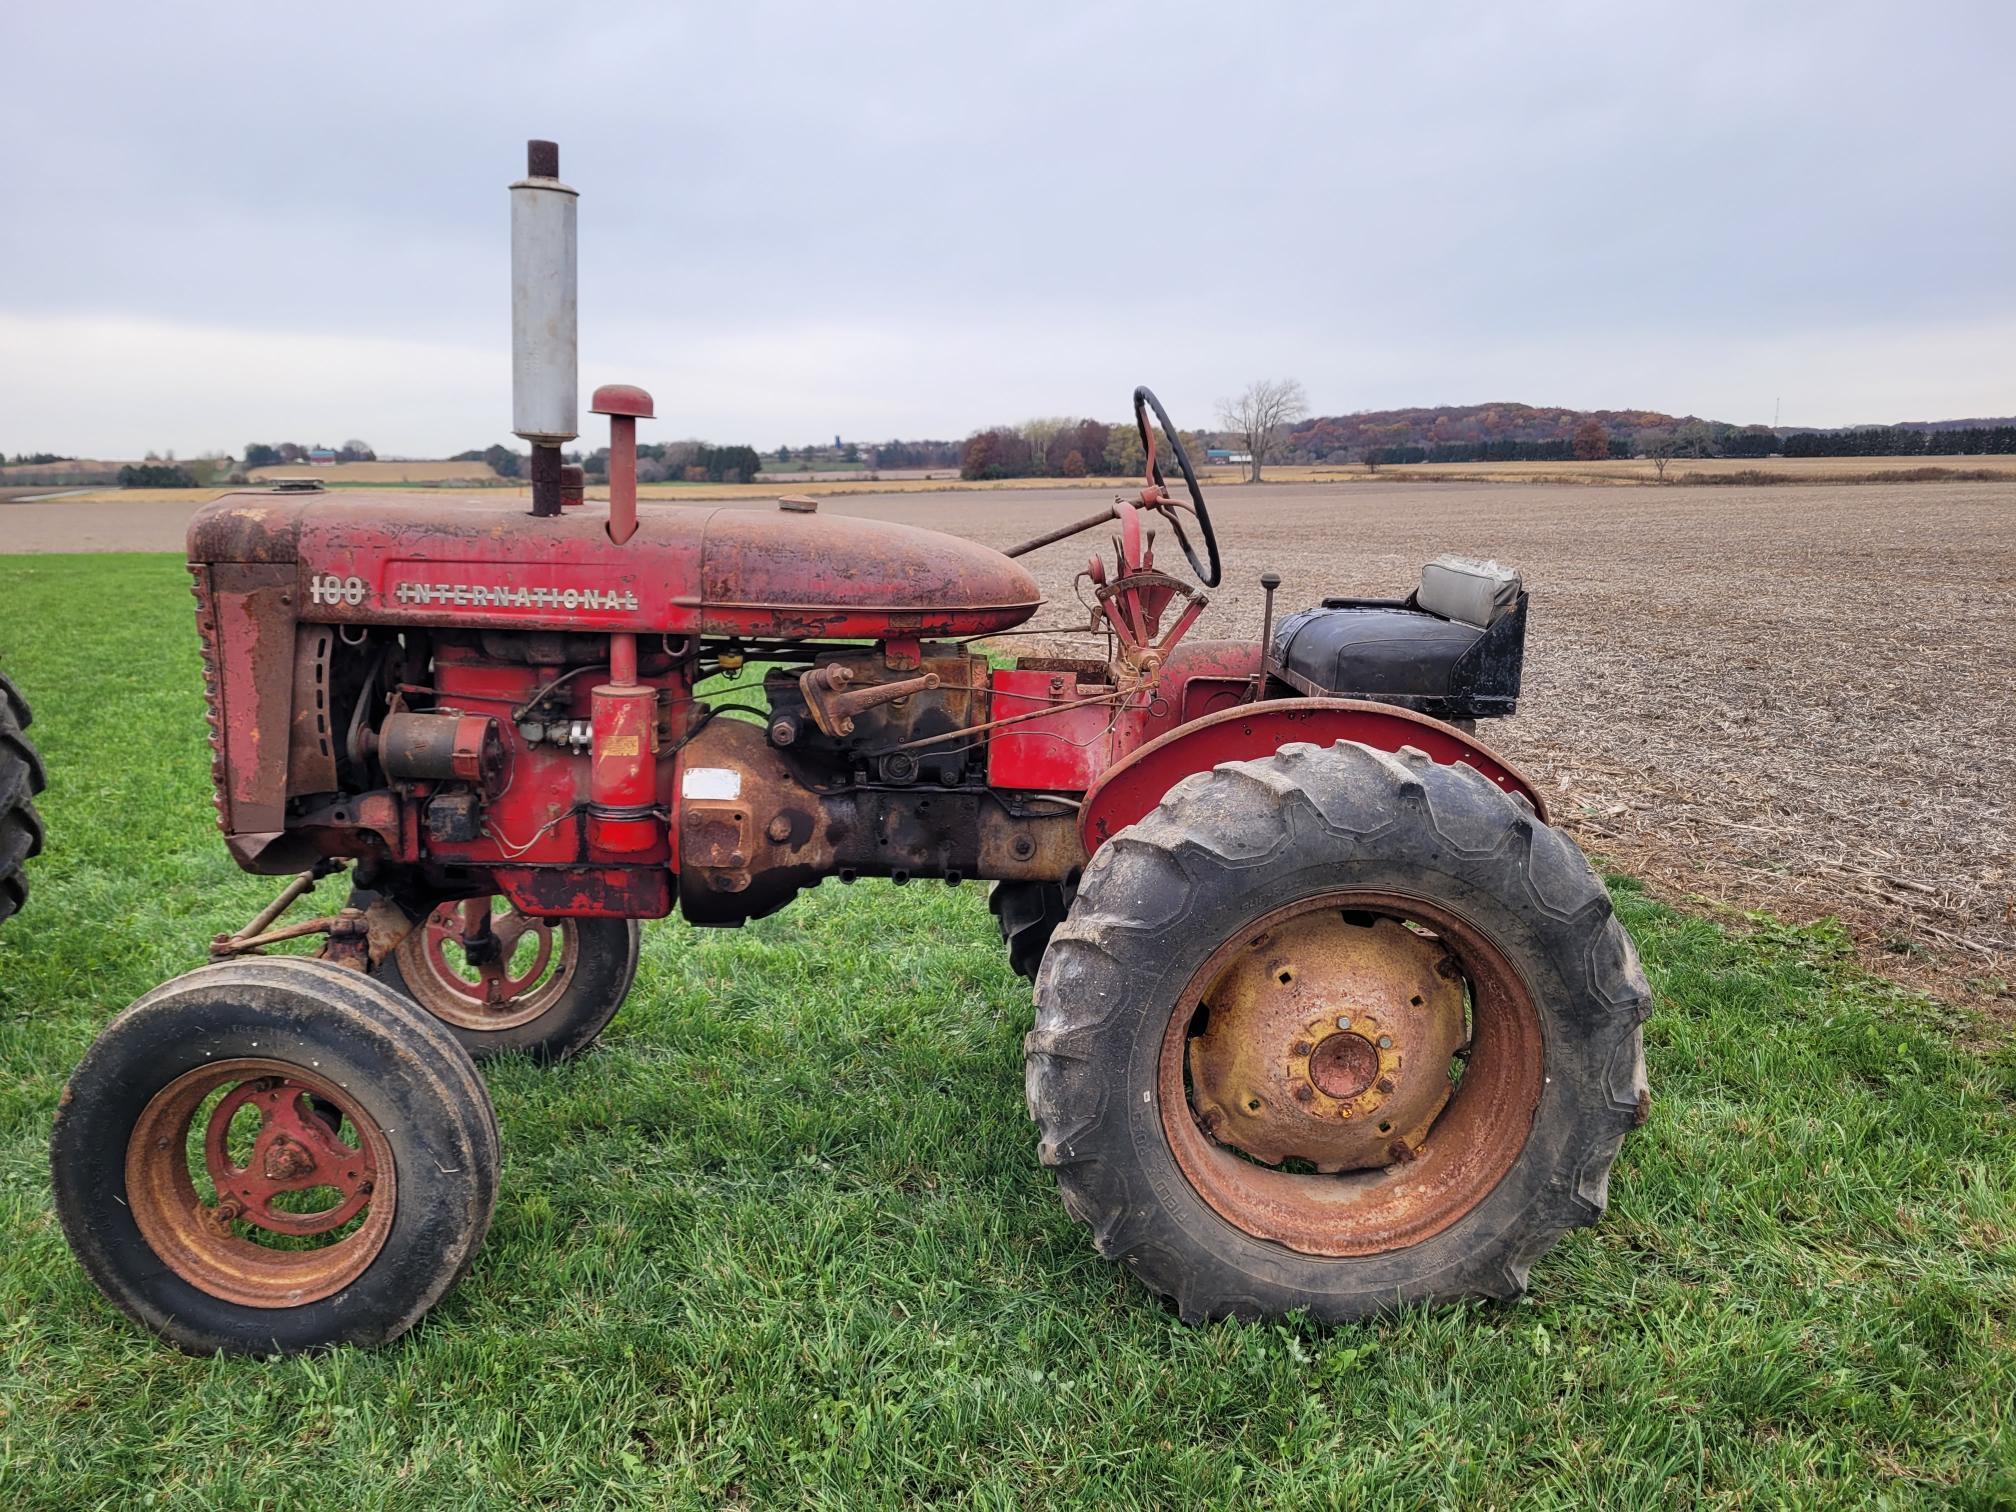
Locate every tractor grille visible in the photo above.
<box><xmin>188</xmin><ymin>564</ymin><xmax>230</xmax><ymax>834</ymax></box>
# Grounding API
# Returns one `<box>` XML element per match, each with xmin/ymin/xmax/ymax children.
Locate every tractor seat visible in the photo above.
<box><xmin>1269</xmin><ymin>556</ymin><xmax>1527</xmax><ymax>721</ymax></box>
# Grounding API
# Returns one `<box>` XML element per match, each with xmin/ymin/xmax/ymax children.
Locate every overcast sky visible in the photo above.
<box><xmin>4</xmin><ymin>2</ymin><xmax>2012</xmax><ymax>458</ymax></box>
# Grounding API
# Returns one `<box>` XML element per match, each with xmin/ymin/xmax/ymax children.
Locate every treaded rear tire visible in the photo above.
<box><xmin>0</xmin><ymin>671</ymin><xmax>47</xmax><ymax>929</ymax></box>
<box><xmin>1025</xmin><ymin>740</ymin><xmax>1650</xmax><ymax>1323</ymax></box>
<box><xmin>989</xmin><ymin>881</ymin><xmax>1074</xmax><ymax>983</ymax></box>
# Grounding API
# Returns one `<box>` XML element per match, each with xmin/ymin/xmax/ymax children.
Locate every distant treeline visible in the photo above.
<box><xmin>572</xmin><ymin>441</ymin><xmax>763</xmax><ymax>485</ymax></box>
<box><xmin>243</xmin><ymin>440</ymin><xmax>376</xmax><ymax>467</ymax></box>
<box><xmin>866</xmin><ymin>439</ymin><xmax>963</xmax><ymax>470</ymax></box>
<box><xmin>118</xmin><ymin>463</ymin><xmax>201</xmax><ymax>487</ymax></box>
<box><xmin>1363</xmin><ymin>438</ymin><xmax>1635</xmax><ymax>465</ymax></box>
<box><xmin>1780</xmin><ymin>425</ymin><xmax>2016</xmax><ymax>457</ymax></box>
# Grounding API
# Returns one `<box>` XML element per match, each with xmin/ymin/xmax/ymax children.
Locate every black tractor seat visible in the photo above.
<box><xmin>1269</xmin><ymin>556</ymin><xmax>1527</xmax><ymax>722</ymax></box>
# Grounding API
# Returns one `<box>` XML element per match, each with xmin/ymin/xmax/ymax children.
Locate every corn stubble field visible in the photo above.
<box><xmin>0</xmin><ymin>478</ymin><xmax>2012</xmax><ymax>1504</ymax></box>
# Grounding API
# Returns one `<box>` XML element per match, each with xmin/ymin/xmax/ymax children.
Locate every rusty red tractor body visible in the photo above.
<box><xmin>52</xmin><ymin>144</ymin><xmax>1650</xmax><ymax>1355</ymax></box>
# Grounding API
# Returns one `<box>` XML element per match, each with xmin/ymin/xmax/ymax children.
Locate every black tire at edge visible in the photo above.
<box><xmin>0</xmin><ymin>670</ymin><xmax>46</xmax><ymax>928</ymax></box>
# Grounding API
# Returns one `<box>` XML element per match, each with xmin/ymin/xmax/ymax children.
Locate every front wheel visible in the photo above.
<box><xmin>51</xmin><ymin>957</ymin><xmax>498</xmax><ymax>1354</ymax></box>
<box><xmin>375</xmin><ymin>898</ymin><xmax>640</xmax><ymax>1062</ymax></box>
<box><xmin>1025</xmin><ymin>739</ymin><xmax>1650</xmax><ymax>1323</ymax></box>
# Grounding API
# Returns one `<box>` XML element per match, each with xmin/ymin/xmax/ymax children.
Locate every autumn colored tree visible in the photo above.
<box><xmin>1061</xmin><ymin>449</ymin><xmax>1087</xmax><ymax>478</ymax></box>
<box><xmin>1571</xmin><ymin>419</ymin><xmax>1609</xmax><ymax>461</ymax></box>
<box><xmin>1104</xmin><ymin>424</ymin><xmax>1146</xmax><ymax>477</ymax></box>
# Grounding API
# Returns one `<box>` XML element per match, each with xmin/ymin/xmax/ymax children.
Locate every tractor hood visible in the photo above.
<box><xmin>188</xmin><ymin>489</ymin><xmax>1042</xmax><ymax>640</ymax></box>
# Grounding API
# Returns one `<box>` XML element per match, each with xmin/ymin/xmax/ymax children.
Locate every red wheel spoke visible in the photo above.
<box><xmin>199</xmin><ymin>1077</ymin><xmax>376</xmax><ymax>1238</ymax></box>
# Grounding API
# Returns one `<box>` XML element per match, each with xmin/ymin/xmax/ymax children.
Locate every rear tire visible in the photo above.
<box><xmin>1025</xmin><ymin>740</ymin><xmax>1650</xmax><ymax>1323</ymax></box>
<box><xmin>989</xmin><ymin>880</ymin><xmax>1074</xmax><ymax>983</ymax></box>
<box><xmin>51</xmin><ymin>957</ymin><xmax>498</xmax><ymax>1354</ymax></box>
<box><xmin>0</xmin><ymin>671</ymin><xmax>47</xmax><ymax>929</ymax></box>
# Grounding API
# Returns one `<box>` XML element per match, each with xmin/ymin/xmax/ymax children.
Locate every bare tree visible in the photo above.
<box><xmin>1217</xmin><ymin>378</ymin><xmax>1308</xmax><ymax>483</ymax></box>
<box><xmin>1637</xmin><ymin>427</ymin><xmax>1679</xmax><ymax>481</ymax></box>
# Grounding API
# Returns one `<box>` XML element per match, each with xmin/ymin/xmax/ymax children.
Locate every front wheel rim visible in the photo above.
<box><xmin>1158</xmin><ymin>890</ymin><xmax>1544</xmax><ymax>1257</ymax></box>
<box><xmin>124</xmin><ymin>1058</ymin><xmax>396</xmax><ymax>1308</ymax></box>
<box><xmin>398</xmin><ymin>898</ymin><xmax>579</xmax><ymax>1031</ymax></box>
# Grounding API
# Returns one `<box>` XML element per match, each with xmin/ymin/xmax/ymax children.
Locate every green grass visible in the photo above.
<box><xmin>1</xmin><ymin>553</ymin><xmax>2012</xmax><ymax>1507</ymax></box>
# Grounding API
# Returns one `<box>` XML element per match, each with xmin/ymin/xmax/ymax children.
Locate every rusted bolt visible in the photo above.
<box><xmin>1011</xmin><ymin>835</ymin><xmax>1035</xmax><ymax>860</ymax></box>
<box><xmin>1376</xmin><ymin>1078</ymin><xmax>1395</xmax><ymax>1095</ymax></box>
<box><xmin>1049</xmin><ymin>675</ymin><xmax>1065</xmax><ymax>692</ymax></box>
<box><xmin>1290</xmin><ymin>1040</ymin><xmax>1312</xmax><ymax>1056</ymax></box>
<box><xmin>1292</xmin><ymin>1085</ymin><xmax>1314</xmax><ymax>1104</ymax></box>
<box><xmin>1435</xmin><ymin>956</ymin><xmax>1463</xmax><ymax>980</ymax></box>
<box><xmin>1377</xmin><ymin>1035</ymin><xmax>1393</xmax><ymax>1049</ymax></box>
<box><xmin>766</xmin><ymin>816</ymin><xmax>792</xmax><ymax>843</ymax></box>
<box><xmin>769</xmin><ymin>718</ymin><xmax>797</xmax><ymax>747</ymax></box>
<box><xmin>1387</xmin><ymin>1140</ymin><xmax>1418</xmax><ymax>1164</ymax></box>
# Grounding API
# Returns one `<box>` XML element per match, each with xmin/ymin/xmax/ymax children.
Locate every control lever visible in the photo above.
<box><xmin>800</xmin><ymin>664</ymin><xmax>941</xmax><ymax>738</ymax></box>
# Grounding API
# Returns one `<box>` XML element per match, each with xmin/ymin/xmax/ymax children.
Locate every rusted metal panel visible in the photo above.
<box><xmin>493</xmin><ymin>864</ymin><xmax>672</xmax><ymax>918</ymax></box>
<box><xmin>186</xmin><ymin>492</ymin><xmax>1042</xmax><ymax>640</ymax></box>
<box><xmin>204</xmin><ymin>562</ymin><xmax>303</xmax><ymax>868</ymax></box>
<box><xmin>1134</xmin><ymin>639</ymin><xmax>1265</xmax><ymax>742</ymax></box>
<box><xmin>1078</xmin><ymin>696</ymin><xmax>1549</xmax><ymax>852</ymax></box>
<box><xmin>985</xmin><ymin>668</ymin><xmax>1116</xmax><ymax>791</ymax></box>
<box><xmin>696</xmin><ymin>508</ymin><xmax>1041</xmax><ymax>637</ymax></box>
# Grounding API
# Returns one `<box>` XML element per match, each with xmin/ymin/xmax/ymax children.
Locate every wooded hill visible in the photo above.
<box><xmin>1283</xmin><ymin>404</ymin><xmax>1713</xmax><ymax>464</ymax></box>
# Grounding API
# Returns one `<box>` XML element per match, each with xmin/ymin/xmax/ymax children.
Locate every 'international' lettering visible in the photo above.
<box><xmin>390</xmin><ymin>581</ymin><xmax>639</xmax><ymax>613</ymax></box>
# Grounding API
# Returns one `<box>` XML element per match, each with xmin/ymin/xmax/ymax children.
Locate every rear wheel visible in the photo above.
<box><xmin>51</xmin><ymin>957</ymin><xmax>498</xmax><ymax>1354</ymax></box>
<box><xmin>0</xmin><ymin>670</ymin><xmax>46</xmax><ymax>928</ymax></box>
<box><xmin>1025</xmin><ymin>740</ymin><xmax>1650</xmax><ymax>1322</ymax></box>
<box><xmin>375</xmin><ymin>897</ymin><xmax>640</xmax><ymax>1062</ymax></box>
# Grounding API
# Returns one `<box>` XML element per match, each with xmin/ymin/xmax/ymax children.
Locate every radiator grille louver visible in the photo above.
<box><xmin>188</xmin><ymin>565</ymin><xmax>229</xmax><ymax>834</ymax></box>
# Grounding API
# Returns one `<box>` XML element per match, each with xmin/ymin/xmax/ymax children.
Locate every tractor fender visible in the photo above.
<box><xmin>1078</xmin><ymin>697</ymin><xmax>1548</xmax><ymax>852</ymax></box>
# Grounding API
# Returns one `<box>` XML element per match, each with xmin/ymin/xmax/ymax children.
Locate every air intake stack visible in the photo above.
<box><xmin>510</xmin><ymin>139</ymin><xmax>578</xmax><ymax>517</ymax></box>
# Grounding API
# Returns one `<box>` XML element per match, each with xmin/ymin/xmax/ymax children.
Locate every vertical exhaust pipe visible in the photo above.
<box><xmin>511</xmin><ymin>139</ymin><xmax>578</xmax><ymax>516</ymax></box>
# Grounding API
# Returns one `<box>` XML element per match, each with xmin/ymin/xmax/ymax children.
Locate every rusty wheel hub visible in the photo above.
<box><xmin>398</xmin><ymin>897</ymin><xmax>578</xmax><ymax>1030</ymax></box>
<box><xmin>1160</xmin><ymin>892</ymin><xmax>1544</xmax><ymax>1257</ymax></box>
<box><xmin>125</xmin><ymin>1058</ymin><xmax>395</xmax><ymax>1308</ymax></box>
<box><xmin>1188</xmin><ymin>914</ymin><xmax>1465</xmax><ymax>1172</ymax></box>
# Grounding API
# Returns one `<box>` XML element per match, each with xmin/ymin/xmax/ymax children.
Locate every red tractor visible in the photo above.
<box><xmin>53</xmin><ymin>144</ymin><xmax>1648</xmax><ymax>1354</ymax></box>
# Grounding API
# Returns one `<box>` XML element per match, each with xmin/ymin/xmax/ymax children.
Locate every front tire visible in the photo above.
<box><xmin>1025</xmin><ymin>740</ymin><xmax>1650</xmax><ymax>1323</ymax></box>
<box><xmin>375</xmin><ymin>898</ymin><xmax>640</xmax><ymax>1062</ymax></box>
<box><xmin>51</xmin><ymin>957</ymin><xmax>499</xmax><ymax>1354</ymax></box>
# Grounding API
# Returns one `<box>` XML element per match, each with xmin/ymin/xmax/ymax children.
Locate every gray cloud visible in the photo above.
<box><xmin>4</xmin><ymin>0</ymin><xmax>2011</xmax><ymax>457</ymax></box>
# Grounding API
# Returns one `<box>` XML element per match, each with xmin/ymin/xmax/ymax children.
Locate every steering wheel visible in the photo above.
<box><xmin>1132</xmin><ymin>386</ymin><xmax>1221</xmax><ymax>587</ymax></box>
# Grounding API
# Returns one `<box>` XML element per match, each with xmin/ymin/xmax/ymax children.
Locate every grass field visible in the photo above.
<box><xmin>1</xmin><ymin>554</ymin><xmax>2013</xmax><ymax>1506</ymax></box>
